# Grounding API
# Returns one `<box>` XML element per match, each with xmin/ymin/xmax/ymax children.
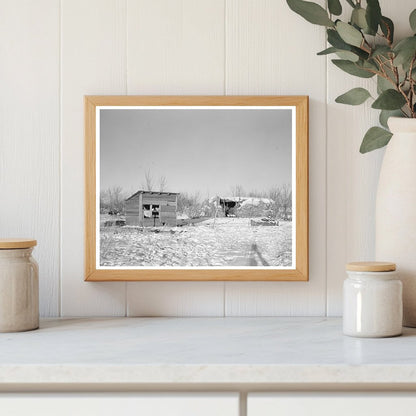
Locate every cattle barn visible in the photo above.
<box><xmin>125</xmin><ymin>191</ymin><xmax>179</xmax><ymax>227</ymax></box>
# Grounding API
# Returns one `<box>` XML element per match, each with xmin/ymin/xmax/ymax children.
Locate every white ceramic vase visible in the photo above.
<box><xmin>376</xmin><ymin>117</ymin><xmax>416</xmax><ymax>327</ymax></box>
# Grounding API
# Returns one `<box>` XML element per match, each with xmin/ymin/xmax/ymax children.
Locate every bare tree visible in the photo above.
<box><xmin>268</xmin><ymin>187</ymin><xmax>282</xmax><ymax>219</ymax></box>
<box><xmin>100</xmin><ymin>190</ymin><xmax>108</xmax><ymax>213</ymax></box>
<box><xmin>159</xmin><ymin>175</ymin><xmax>167</xmax><ymax>192</ymax></box>
<box><xmin>266</xmin><ymin>185</ymin><xmax>292</xmax><ymax>220</ymax></box>
<box><xmin>142</xmin><ymin>169</ymin><xmax>153</xmax><ymax>191</ymax></box>
<box><xmin>177</xmin><ymin>192</ymin><xmax>202</xmax><ymax>218</ymax></box>
<box><xmin>101</xmin><ymin>186</ymin><xmax>125</xmax><ymax>214</ymax></box>
<box><xmin>248</xmin><ymin>189</ymin><xmax>262</xmax><ymax>198</ymax></box>
<box><xmin>280</xmin><ymin>184</ymin><xmax>292</xmax><ymax>220</ymax></box>
<box><xmin>230</xmin><ymin>184</ymin><xmax>245</xmax><ymax>198</ymax></box>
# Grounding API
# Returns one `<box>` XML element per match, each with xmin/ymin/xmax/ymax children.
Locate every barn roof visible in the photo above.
<box><xmin>216</xmin><ymin>196</ymin><xmax>274</xmax><ymax>204</ymax></box>
<box><xmin>125</xmin><ymin>190</ymin><xmax>179</xmax><ymax>201</ymax></box>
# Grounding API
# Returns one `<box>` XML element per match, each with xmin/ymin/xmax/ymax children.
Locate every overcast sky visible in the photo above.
<box><xmin>100</xmin><ymin>108</ymin><xmax>292</xmax><ymax>198</ymax></box>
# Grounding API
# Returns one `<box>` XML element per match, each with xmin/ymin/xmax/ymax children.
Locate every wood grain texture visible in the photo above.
<box><xmin>346</xmin><ymin>262</ymin><xmax>396</xmax><ymax>272</ymax></box>
<box><xmin>61</xmin><ymin>0</ymin><xmax>127</xmax><ymax>316</ymax></box>
<box><xmin>85</xmin><ymin>95</ymin><xmax>308</xmax><ymax>282</ymax></box>
<box><xmin>224</xmin><ymin>0</ymin><xmax>326</xmax><ymax>315</ymax></box>
<box><xmin>0</xmin><ymin>1</ymin><xmax>60</xmax><ymax>317</ymax></box>
<box><xmin>326</xmin><ymin>0</ymin><xmax>416</xmax><ymax>316</ymax></box>
<box><xmin>0</xmin><ymin>239</ymin><xmax>37</xmax><ymax>249</ymax></box>
<box><xmin>125</xmin><ymin>0</ymin><xmax>226</xmax><ymax>316</ymax></box>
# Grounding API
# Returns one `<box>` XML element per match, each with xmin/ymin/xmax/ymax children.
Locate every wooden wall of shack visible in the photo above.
<box><xmin>125</xmin><ymin>192</ymin><xmax>177</xmax><ymax>227</ymax></box>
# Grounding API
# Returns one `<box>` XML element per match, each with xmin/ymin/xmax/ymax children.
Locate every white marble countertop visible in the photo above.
<box><xmin>1</xmin><ymin>317</ymin><xmax>416</xmax><ymax>388</ymax></box>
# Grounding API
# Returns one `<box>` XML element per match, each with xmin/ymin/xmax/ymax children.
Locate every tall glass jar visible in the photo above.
<box><xmin>0</xmin><ymin>239</ymin><xmax>39</xmax><ymax>332</ymax></box>
<box><xmin>343</xmin><ymin>262</ymin><xmax>402</xmax><ymax>338</ymax></box>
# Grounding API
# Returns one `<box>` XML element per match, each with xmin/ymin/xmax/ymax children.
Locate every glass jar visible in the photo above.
<box><xmin>0</xmin><ymin>239</ymin><xmax>39</xmax><ymax>332</ymax></box>
<box><xmin>343</xmin><ymin>262</ymin><xmax>402</xmax><ymax>338</ymax></box>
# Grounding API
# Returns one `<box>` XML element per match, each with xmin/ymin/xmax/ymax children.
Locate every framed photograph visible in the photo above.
<box><xmin>85</xmin><ymin>96</ymin><xmax>308</xmax><ymax>281</ymax></box>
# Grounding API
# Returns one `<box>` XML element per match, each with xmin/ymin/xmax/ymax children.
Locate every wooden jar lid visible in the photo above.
<box><xmin>346</xmin><ymin>261</ymin><xmax>396</xmax><ymax>272</ymax></box>
<box><xmin>0</xmin><ymin>239</ymin><xmax>37</xmax><ymax>249</ymax></box>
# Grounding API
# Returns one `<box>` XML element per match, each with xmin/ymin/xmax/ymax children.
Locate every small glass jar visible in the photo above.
<box><xmin>343</xmin><ymin>261</ymin><xmax>402</xmax><ymax>338</ymax></box>
<box><xmin>0</xmin><ymin>239</ymin><xmax>39</xmax><ymax>332</ymax></box>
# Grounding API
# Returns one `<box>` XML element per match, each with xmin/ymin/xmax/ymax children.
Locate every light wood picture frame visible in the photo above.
<box><xmin>85</xmin><ymin>96</ymin><xmax>308</xmax><ymax>281</ymax></box>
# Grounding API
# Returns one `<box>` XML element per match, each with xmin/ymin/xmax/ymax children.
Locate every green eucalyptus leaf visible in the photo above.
<box><xmin>351</xmin><ymin>7</ymin><xmax>368</xmax><ymax>32</ymax></box>
<box><xmin>332</xmin><ymin>59</ymin><xmax>375</xmax><ymax>78</ymax></box>
<box><xmin>377</xmin><ymin>75</ymin><xmax>393</xmax><ymax>94</ymax></box>
<box><xmin>394</xmin><ymin>36</ymin><xmax>416</xmax><ymax>52</ymax></box>
<box><xmin>335</xmin><ymin>87</ymin><xmax>371</xmax><ymax>105</ymax></box>
<box><xmin>327</xmin><ymin>29</ymin><xmax>369</xmax><ymax>59</ymax></box>
<box><xmin>350</xmin><ymin>45</ymin><xmax>369</xmax><ymax>60</ymax></box>
<box><xmin>317</xmin><ymin>47</ymin><xmax>338</xmax><ymax>55</ymax></box>
<box><xmin>328</xmin><ymin>0</ymin><xmax>342</xmax><ymax>16</ymax></box>
<box><xmin>366</xmin><ymin>0</ymin><xmax>382</xmax><ymax>35</ymax></box>
<box><xmin>360</xmin><ymin>127</ymin><xmax>392</xmax><ymax>153</ymax></box>
<box><xmin>410</xmin><ymin>9</ymin><xmax>416</xmax><ymax>32</ymax></box>
<box><xmin>377</xmin><ymin>67</ymin><xmax>404</xmax><ymax>88</ymax></box>
<box><xmin>336</xmin><ymin>21</ymin><xmax>363</xmax><ymax>47</ymax></box>
<box><xmin>380</xmin><ymin>16</ymin><xmax>394</xmax><ymax>44</ymax></box>
<box><xmin>317</xmin><ymin>46</ymin><xmax>358</xmax><ymax>61</ymax></box>
<box><xmin>362</xmin><ymin>59</ymin><xmax>379</xmax><ymax>71</ymax></box>
<box><xmin>379</xmin><ymin>110</ymin><xmax>402</xmax><ymax>129</ymax></box>
<box><xmin>287</xmin><ymin>0</ymin><xmax>334</xmax><ymax>27</ymax></box>
<box><xmin>335</xmin><ymin>50</ymin><xmax>359</xmax><ymax>62</ymax></box>
<box><xmin>372</xmin><ymin>89</ymin><xmax>406</xmax><ymax>110</ymax></box>
<box><xmin>327</xmin><ymin>29</ymin><xmax>348</xmax><ymax>48</ymax></box>
<box><xmin>394</xmin><ymin>36</ymin><xmax>416</xmax><ymax>70</ymax></box>
<box><xmin>371</xmin><ymin>46</ymin><xmax>392</xmax><ymax>58</ymax></box>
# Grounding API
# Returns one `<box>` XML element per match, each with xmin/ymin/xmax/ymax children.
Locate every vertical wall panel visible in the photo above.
<box><xmin>127</xmin><ymin>0</ymin><xmax>225</xmax><ymax>95</ymax></box>
<box><xmin>61</xmin><ymin>0</ymin><xmax>127</xmax><ymax>316</ymax></box>
<box><xmin>326</xmin><ymin>0</ymin><xmax>416</xmax><ymax>316</ymax></box>
<box><xmin>125</xmin><ymin>0</ymin><xmax>226</xmax><ymax>316</ymax></box>
<box><xmin>224</xmin><ymin>0</ymin><xmax>327</xmax><ymax>315</ymax></box>
<box><xmin>0</xmin><ymin>1</ymin><xmax>60</xmax><ymax>317</ymax></box>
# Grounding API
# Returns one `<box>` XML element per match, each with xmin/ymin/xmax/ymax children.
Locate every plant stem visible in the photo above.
<box><xmin>409</xmin><ymin>56</ymin><xmax>416</xmax><ymax>117</ymax></box>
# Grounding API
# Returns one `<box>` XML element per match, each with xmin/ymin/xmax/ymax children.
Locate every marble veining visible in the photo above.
<box><xmin>0</xmin><ymin>317</ymin><xmax>416</xmax><ymax>385</ymax></box>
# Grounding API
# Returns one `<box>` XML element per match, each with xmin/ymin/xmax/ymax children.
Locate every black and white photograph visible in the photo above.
<box><xmin>98</xmin><ymin>106</ymin><xmax>295</xmax><ymax>269</ymax></box>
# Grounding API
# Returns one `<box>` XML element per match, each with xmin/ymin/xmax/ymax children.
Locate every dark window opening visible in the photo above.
<box><xmin>143</xmin><ymin>204</ymin><xmax>160</xmax><ymax>219</ymax></box>
<box><xmin>152</xmin><ymin>205</ymin><xmax>160</xmax><ymax>218</ymax></box>
<box><xmin>143</xmin><ymin>204</ymin><xmax>151</xmax><ymax>218</ymax></box>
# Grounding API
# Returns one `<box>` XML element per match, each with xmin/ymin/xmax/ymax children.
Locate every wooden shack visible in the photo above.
<box><xmin>125</xmin><ymin>191</ymin><xmax>179</xmax><ymax>227</ymax></box>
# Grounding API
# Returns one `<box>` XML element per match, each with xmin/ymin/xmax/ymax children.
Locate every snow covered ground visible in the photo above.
<box><xmin>100</xmin><ymin>217</ymin><xmax>292</xmax><ymax>267</ymax></box>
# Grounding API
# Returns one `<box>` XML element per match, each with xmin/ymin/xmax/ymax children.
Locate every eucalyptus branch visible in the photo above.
<box><xmin>375</xmin><ymin>58</ymin><xmax>399</xmax><ymax>89</ymax></box>
<box><xmin>409</xmin><ymin>56</ymin><xmax>416</xmax><ymax>117</ymax></box>
<box><xmin>397</xmin><ymin>82</ymin><xmax>412</xmax><ymax>117</ymax></box>
<box><xmin>374</xmin><ymin>56</ymin><xmax>385</xmax><ymax>73</ymax></box>
<box><xmin>362</xmin><ymin>37</ymin><xmax>373</xmax><ymax>53</ymax></box>
<box><xmin>377</xmin><ymin>25</ymin><xmax>393</xmax><ymax>48</ymax></box>
<box><xmin>287</xmin><ymin>0</ymin><xmax>416</xmax><ymax>152</ymax></box>
<box><xmin>391</xmin><ymin>59</ymin><xmax>400</xmax><ymax>86</ymax></box>
<box><xmin>359</xmin><ymin>65</ymin><xmax>383</xmax><ymax>78</ymax></box>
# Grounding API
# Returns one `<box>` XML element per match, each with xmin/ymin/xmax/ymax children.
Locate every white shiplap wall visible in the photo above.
<box><xmin>0</xmin><ymin>0</ymin><xmax>60</xmax><ymax>316</ymax></box>
<box><xmin>1</xmin><ymin>0</ymin><xmax>413</xmax><ymax>317</ymax></box>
